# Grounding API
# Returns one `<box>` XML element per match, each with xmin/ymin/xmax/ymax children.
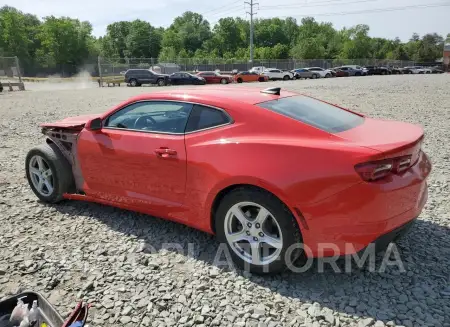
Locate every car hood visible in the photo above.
<box><xmin>40</xmin><ymin>114</ymin><xmax>99</xmax><ymax>129</ymax></box>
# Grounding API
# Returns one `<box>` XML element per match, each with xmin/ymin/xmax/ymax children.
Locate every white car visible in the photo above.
<box><xmin>249</xmin><ymin>66</ymin><xmax>266</xmax><ymax>74</ymax></box>
<box><xmin>305</xmin><ymin>67</ymin><xmax>333</xmax><ymax>78</ymax></box>
<box><xmin>414</xmin><ymin>66</ymin><xmax>432</xmax><ymax>74</ymax></box>
<box><xmin>404</xmin><ymin>66</ymin><xmax>420</xmax><ymax>74</ymax></box>
<box><xmin>262</xmin><ymin>68</ymin><xmax>293</xmax><ymax>80</ymax></box>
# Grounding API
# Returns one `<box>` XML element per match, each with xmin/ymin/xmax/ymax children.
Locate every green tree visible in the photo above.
<box><xmin>124</xmin><ymin>20</ymin><xmax>161</xmax><ymax>58</ymax></box>
<box><xmin>101</xmin><ymin>21</ymin><xmax>131</xmax><ymax>58</ymax></box>
<box><xmin>339</xmin><ymin>25</ymin><xmax>372</xmax><ymax>59</ymax></box>
<box><xmin>36</xmin><ymin>16</ymin><xmax>93</xmax><ymax>73</ymax></box>
<box><xmin>0</xmin><ymin>6</ymin><xmax>37</xmax><ymax>63</ymax></box>
<box><xmin>163</xmin><ymin>12</ymin><xmax>211</xmax><ymax>54</ymax></box>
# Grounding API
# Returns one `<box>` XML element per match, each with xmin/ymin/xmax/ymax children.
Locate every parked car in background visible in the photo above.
<box><xmin>331</xmin><ymin>68</ymin><xmax>350</xmax><ymax>77</ymax></box>
<box><xmin>249</xmin><ymin>66</ymin><xmax>267</xmax><ymax>74</ymax></box>
<box><xmin>379</xmin><ymin>66</ymin><xmax>393</xmax><ymax>74</ymax></box>
<box><xmin>196</xmin><ymin>71</ymin><xmax>233</xmax><ymax>84</ymax></box>
<box><xmin>389</xmin><ymin>67</ymin><xmax>404</xmax><ymax>74</ymax></box>
<box><xmin>341</xmin><ymin>65</ymin><xmax>367</xmax><ymax>76</ymax></box>
<box><xmin>305</xmin><ymin>67</ymin><xmax>333</xmax><ymax>78</ymax></box>
<box><xmin>430</xmin><ymin>66</ymin><xmax>444</xmax><ymax>73</ymax></box>
<box><xmin>125</xmin><ymin>69</ymin><xmax>170</xmax><ymax>87</ymax></box>
<box><xmin>291</xmin><ymin>68</ymin><xmax>321</xmax><ymax>79</ymax></box>
<box><xmin>339</xmin><ymin>66</ymin><xmax>365</xmax><ymax>76</ymax></box>
<box><xmin>263</xmin><ymin>68</ymin><xmax>293</xmax><ymax>80</ymax></box>
<box><xmin>403</xmin><ymin>66</ymin><xmax>419</xmax><ymax>74</ymax></box>
<box><xmin>169</xmin><ymin>72</ymin><xmax>206</xmax><ymax>85</ymax></box>
<box><xmin>414</xmin><ymin>66</ymin><xmax>432</xmax><ymax>74</ymax></box>
<box><xmin>364</xmin><ymin>66</ymin><xmax>390</xmax><ymax>75</ymax></box>
<box><xmin>234</xmin><ymin>71</ymin><xmax>269</xmax><ymax>83</ymax></box>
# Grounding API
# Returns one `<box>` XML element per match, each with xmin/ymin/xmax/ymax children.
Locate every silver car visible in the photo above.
<box><xmin>291</xmin><ymin>68</ymin><xmax>321</xmax><ymax>79</ymax></box>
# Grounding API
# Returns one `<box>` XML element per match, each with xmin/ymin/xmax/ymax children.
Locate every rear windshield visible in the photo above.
<box><xmin>257</xmin><ymin>95</ymin><xmax>364</xmax><ymax>133</ymax></box>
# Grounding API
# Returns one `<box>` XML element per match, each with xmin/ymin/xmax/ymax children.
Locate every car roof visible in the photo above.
<box><xmin>121</xmin><ymin>87</ymin><xmax>298</xmax><ymax>106</ymax></box>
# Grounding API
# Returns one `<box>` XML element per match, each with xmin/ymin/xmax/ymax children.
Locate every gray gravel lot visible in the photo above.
<box><xmin>0</xmin><ymin>74</ymin><xmax>449</xmax><ymax>327</ymax></box>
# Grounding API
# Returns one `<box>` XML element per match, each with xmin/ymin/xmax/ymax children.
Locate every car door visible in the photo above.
<box><xmin>77</xmin><ymin>101</ymin><xmax>192</xmax><ymax>218</ymax></box>
<box><xmin>185</xmin><ymin>73</ymin><xmax>196</xmax><ymax>84</ymax></box>
<box><xmin>248</xmin><ymin>72</ymin><xmax>258</xmax><ymax>81</ymax></box>
<box><xmin>212</xmin><ymin>73</ymin><xmax>221</xmax><ymax>83</ymax></box>
<box><xmin>138</xmin><ymin>70</ymin><xmax>148</xmax><ymax>83</ymax></box>
<box><xmin>170</xmin><ymin>73</ymin><xmax>181</xmax><ymax>85</ymax></box>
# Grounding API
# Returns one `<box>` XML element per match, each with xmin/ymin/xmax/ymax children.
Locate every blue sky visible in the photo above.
<box><xmin>2</xmin><ymin>0</ymin><xmax>449</xmax><ymax>41</ymax></box>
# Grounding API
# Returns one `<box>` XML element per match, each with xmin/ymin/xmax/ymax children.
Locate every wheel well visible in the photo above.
<box><xmin>210</xmin><ymin>184</ymin><xmax>301</xmax><ymax>234</ymax></box>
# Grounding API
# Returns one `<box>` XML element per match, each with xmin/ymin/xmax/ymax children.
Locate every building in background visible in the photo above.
<box><xmin>444</xmin><ymin>37</ymin><xmax>450</xmax><ymax>71</ymax></box>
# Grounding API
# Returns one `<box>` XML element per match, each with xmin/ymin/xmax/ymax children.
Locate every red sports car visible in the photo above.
<box><xmin>196</xmin><ymin>71</ymin><xmax>233</xmax><ymax>84</ymax></box>
<box><xmin>26</xmin><ymin>87</ymin><xmax>431</xmax><ymax>273</ymax></box>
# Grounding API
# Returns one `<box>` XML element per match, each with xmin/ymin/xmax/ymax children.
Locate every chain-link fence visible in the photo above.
<box><xmin>0</xmin><ymin>56</ymin><xmax>24</xmax><ymax>90</ymax></box>
<box><xmin>0</xmin><ymin>57</ymin><xmax>22</xmax><ymax>81</ymax></box>
<box><xmin>98</xmin><ymin>57</ymin><xmax>417</xmax><ymax>81</ymax></box>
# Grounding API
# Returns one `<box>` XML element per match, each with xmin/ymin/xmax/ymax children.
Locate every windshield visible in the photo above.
<box><xmin>257</xmin><ymin>96</ymin><xmax>364</xmax><ymax>133</ymax></box>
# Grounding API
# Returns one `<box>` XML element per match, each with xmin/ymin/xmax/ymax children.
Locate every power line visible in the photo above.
<box><xmin>208</xmin><ymin>6</ymin><xmax>245</xmax><ymax>17</ymax></box>
<box><xmin>200</xmin><ymin>0</ymin><xmax>242</xmax><ymax>15</ymax></box>
<box><xmin>259</xmin><ymin>0</ymin><xmax>380</xmax><ymax>10</ymax></box>
<box><xmin>269</xmin><ymin>2</ymin><xmax>450</xmax><ymax>18</ymax></box>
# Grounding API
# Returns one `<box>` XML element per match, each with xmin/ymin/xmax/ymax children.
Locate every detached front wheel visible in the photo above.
<box><xmin>215</xmin><ymin>188</ymin><xmax>303</xmax><ymax>274</ymax></box>
<box><xmin>25</xmin><ymin>143</ymin><xmax>74</xmax><ymax>203</ymax></box>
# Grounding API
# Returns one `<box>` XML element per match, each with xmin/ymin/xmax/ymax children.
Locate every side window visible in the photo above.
<box><xmin>185</xmin><ymin>105</ymin><xmax>231</xmax><ymax>132</ymax></box>
<box><xmin>105</xmin><ymin>101</ymin><xmax>193</xmax><ymax>134</ymax></box>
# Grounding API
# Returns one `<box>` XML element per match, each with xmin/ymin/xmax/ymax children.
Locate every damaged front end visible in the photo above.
<box><xmin>41</xmin><ymin>123</ymin><xmax>85</xmax><ymax>193</ymax></box>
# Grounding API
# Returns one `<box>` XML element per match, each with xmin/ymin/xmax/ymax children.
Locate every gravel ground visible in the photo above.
<box><xmin>0</xmin><ymin>74</ymin><xmax>449</xmax><ymax>327</ymax></box>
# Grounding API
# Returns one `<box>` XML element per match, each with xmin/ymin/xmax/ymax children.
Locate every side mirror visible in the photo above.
<box><xmin>86</xmin><ymin>118</ymin><xmax>102</xmax><ymax>131</ymax></box>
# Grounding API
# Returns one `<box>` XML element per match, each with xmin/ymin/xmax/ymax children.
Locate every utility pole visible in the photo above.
<box><xmin>245</xmin><ymin>0</ymin><xmax>258</xmax><ymax>63</ymax></box>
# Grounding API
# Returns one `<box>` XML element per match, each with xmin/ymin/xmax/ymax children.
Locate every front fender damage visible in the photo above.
<box><xmin>42</xmin><ymin>127</ymin><xmax>84</xmax><ymax>193</ymax></box>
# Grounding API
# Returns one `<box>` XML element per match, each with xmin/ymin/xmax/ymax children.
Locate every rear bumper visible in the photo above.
<box><xmin>356</xmin><ymin>217</ymin><xmax>416</xmax><ymax>256</ymax></box>
<box><xmin>299</xmin><ymin>151</ymin><xmax>430</xmax><ymax>257</ymax></box>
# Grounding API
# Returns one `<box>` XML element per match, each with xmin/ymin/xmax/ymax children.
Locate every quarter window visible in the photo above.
<box><xmin>185</xmin><ymin>105</ymin><xmax>231</xmax><ymax>132</ymax></box>
<box><xmin>105</xmin><ymin>101</ymin><xmax>193</xmax><ymax>134</ymax></box>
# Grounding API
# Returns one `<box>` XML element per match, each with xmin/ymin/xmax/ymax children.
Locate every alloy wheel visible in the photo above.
<box><xmin>29</xmin><ymin>155</ymin><xmax>54</xmax><ymax>196</ymax></box>
<box><xmin>224</xmin><ymin>202</ymin><xmax>283</xmax><ymax>266</ymax></box>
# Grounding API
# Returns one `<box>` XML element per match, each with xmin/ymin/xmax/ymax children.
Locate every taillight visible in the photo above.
<box><xmin>355</xmin><ymin>155</ymin><xmax>412</xmax><ymax>182</ymax></box>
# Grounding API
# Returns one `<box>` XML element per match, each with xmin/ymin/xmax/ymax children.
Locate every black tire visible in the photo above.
<box><xmin>237</xmin><ymin>78</ymin><xmax>243</xmax><ymax>83</ymax></box>
<box><xmin>215</xmin><ymin>187</ymin><xmax>303</xmax><ymax>274</ymax></box>
<box><xmin>258</xmin><ymin>77</ymin><xmax>265</xmax><ymax>82</ymax></box>
<box><xmin>311</xmin><ymin>74</ymin><xmax>318</xmax><ymax>79</ymax></box>
<box><xmin>325</xmin><ymin>73</ymin><xmax>331</xmax><ymax>78</ymax></box>
<box><xmin>129</xmin><ymin>78</ymin><xmax>138</xmax><ymax>87</ymax></box>
<box><xmin>381</xmin><ymin>71</ymin><xmax>386</xmax><ymax>75</ymax></box>
<box><xmin>355</xmin><ymin>72</ymin><xmax>361</xmax><ymax>76</ymax></box>
<box><xmin>220</xmin><ymin>78</ymin><xmax>228</xmax><ymax>84</ymax></box>
<box><xmin>157</xmin><ymin>78</ymin><xmax>166</xmax><ymax>86</ymax></box>
<box><xmin>283</xmin><ymin>75</ymin><xmax>290</xmax><ymax>80</ymax></box>
<box><xmin>25</xmin><ymin>143</ymin><xmax>74</xmax><ymax>203</ymax></box>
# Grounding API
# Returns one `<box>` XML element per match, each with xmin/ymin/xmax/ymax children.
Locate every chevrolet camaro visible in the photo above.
<box><xmin>26</xmin><ymin>87</ymin><xmax>431</xmax><ymax>273</ymax></box>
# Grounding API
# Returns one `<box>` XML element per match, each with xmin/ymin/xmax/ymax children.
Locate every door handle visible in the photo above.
<box><xmin>154</xmin><ymin>148</ymin><xmax>177</xmax><ymax>158</ymax></box>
